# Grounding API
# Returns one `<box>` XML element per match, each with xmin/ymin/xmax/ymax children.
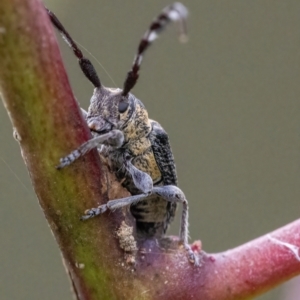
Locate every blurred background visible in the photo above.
<box><xmin>1</xmin><ymin>1</ymin><xmax>300</xmax><ymax>299</ymax></box>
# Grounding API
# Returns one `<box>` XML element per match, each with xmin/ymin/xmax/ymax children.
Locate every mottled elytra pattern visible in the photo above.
<box><xmin>46</xmin><ymin>3</ymin><xmax>198</xmax><ymax>265</ymax></box>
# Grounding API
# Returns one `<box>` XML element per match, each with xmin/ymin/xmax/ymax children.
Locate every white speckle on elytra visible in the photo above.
<box><xmin>0</xmin><ymin>27</ymin><xmax>6</xmax><ymax>34</ymax></box>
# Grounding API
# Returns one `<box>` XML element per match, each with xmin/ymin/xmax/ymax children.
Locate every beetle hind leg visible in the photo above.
<box><xmin>81</xmin><ymin>185</ymin><xmax>199</xmax><ymax>265</ymax></box>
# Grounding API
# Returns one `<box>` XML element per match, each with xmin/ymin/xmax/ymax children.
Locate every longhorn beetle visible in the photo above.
<box><xmin>46</xmin><ymin>3</ymin><xmax>199</xmax><ymax>265</ymax></box>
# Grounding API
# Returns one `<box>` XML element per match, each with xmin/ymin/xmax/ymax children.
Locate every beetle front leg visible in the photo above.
<box><xmin>57</xmin><ymin>129</ymin><xmax>124</xmax><ymax>169</ymax></box>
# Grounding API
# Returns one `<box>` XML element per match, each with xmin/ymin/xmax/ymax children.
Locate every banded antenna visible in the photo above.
<box><xmin>122</xmin><ymin>2</ymin><xmax>188</xmax><ymax>96</ymax></box>
<box><xmin>46</xmin><ymin>8</ymin><xmax>101</xmax><ymax>88</ymax></box>
<box><xmin>46</xmin><ymin>3</ymin><xmax>188</xmax><ymax>95</ymax></box>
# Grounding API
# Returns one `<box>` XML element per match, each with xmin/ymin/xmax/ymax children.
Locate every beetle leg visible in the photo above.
<box><xmin>57</xmin><ymin>129</ymin><xmax>124</xmax><ymax>169</ymax></box>
<box><xmin>82</xmin><ymin>185</ymin><xmax>199</xmax><ymax>265</ymax></box>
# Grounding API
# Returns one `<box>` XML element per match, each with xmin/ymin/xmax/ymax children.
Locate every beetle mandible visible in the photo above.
<box><xmin>46</xmin><ymin>2</ymin><xmax>198</xmax><ymax>265</ymax></box>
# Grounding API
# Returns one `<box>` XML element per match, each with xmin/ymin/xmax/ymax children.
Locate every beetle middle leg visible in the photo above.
<box><xmin>82</xmin><ymin>185</ymin><xmax>199</xmax><ymax>265</ymax></box>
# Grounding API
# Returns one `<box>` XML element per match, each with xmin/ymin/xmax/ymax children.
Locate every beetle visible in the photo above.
<box><xmin>46</xmin><ymin>2</ymin><xmax>198</xmax><ymax>265</ymax></box>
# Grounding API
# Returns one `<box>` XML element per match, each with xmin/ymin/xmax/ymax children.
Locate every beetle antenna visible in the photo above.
<box><xmin>46</xmin><ymin>8</ymin><xmax>101</xmax><ymax>88</ymax></box>
<box><xmin>122</xmin><ymin>2</ymin><xmax>188</xmax><ymax>97</ymax></box>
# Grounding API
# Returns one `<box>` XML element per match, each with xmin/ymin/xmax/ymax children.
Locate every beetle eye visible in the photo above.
<box><xmin>118</xmin><ymin>101</ymin><xmax>129</xmax><ymax>113</ymax></box>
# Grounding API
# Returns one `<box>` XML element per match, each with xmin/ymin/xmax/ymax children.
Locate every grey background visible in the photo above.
<box><xmin>1</xmin><ymin>1</ymin><xmax>299</xmax><ymax>299</ymax></box>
